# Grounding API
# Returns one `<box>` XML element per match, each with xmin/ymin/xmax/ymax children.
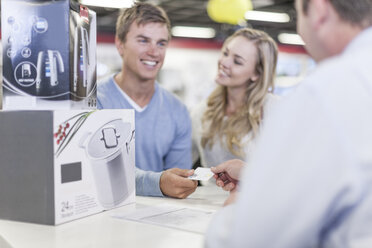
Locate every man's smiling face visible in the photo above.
<box><xmin>119</xmin><ymin>22</ymin><xmax>169</xmax><ymax>82</ymax></box>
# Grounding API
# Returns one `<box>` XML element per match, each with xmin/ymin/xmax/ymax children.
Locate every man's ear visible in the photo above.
<box><xmin>115</xmin><ymin>36</ymin><xmax>124</xmax><ymax>56</ymax></box>
<box><xmin>308</xmin><ymin>0</ymin><xmax>330</xmax><ymax>30</ymax></box>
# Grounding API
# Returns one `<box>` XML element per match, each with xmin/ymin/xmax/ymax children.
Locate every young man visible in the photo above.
<box><xmin>97</xmin><ymin>3</ymin><xmax>197</xmax><ymax>198</ymax></box>
<box><xmin>207</xmin><ymin>0</ymin><xmax>372</xmax><ymax>247</ymax></box>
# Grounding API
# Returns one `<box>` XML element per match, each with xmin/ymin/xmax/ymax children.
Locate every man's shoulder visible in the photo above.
<box><xmin>97</xmin><ymin>76</ymin><xmax>122</xmax><ymax>109</ymax></box>
<box><xmin>97</xmin><ymin>76</ymin><xmax>115</xmax><ymax>92</ymax></box>
<box><xmin>303</xmin><ymin>48</ymin><xmax>368</xmax><ymax>93</ymax></box>
<box><xmin>281</xmin><ymin>48</ymin><xmax>369</xmax><ymax>117</ymax></box>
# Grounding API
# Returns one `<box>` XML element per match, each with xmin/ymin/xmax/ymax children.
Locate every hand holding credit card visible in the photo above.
<box><xmin>217</xmin><ymin>172</ymin><xmax>238</xmax><ymax>185</ymax></box>
<box><xmin>188</xmin><ymin>167</ymin><xmax>214</xmax><ymax>181</ymax></box>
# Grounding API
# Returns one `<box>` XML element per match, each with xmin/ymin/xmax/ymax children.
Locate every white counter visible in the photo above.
<box><xmin>0</xmin><ymin>184</ymin><xmax>228</xmax><ymax>248</ymax></box>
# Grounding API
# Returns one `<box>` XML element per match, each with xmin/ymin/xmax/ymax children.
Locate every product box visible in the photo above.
<box><xmin>1</xmin><ymin>0</ymin><xmax>97</xmax><ymax>110</ymax></box>
<box><xmin>0</xmin><ymin>109</ymin><xmax>135</xmax><ymax>225</ymax></box>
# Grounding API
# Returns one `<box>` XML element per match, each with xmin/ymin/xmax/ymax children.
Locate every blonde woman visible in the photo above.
<box><xmin>192</xmin><ymin>28</ymin><xmax>278</xmax><ymax>169</ymax></box>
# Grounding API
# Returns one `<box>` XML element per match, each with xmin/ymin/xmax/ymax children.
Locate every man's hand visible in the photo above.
<box><xmin>159</xmin><ymin>168</ymin><xmax>198</xmax><ymax>199</ymax></box>
<box><xmin>211</xmin><ymin>159</ymin><xmax>245</xmax><ymax>192</ymax></box>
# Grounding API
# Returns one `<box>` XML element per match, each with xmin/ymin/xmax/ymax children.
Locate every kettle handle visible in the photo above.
<box><xmin>55</xmin><ymin>51</ymin><xmax>65</xmax><ymax>73</ymax></box>
<box><xmin>81</xmin><ymin>27</ymin><xmax>89</xmax><ymax>88</ymax></box>
<box><xmin>82</xmin><ymin>27</ymin><xmax>90</xmax><ymax>65</ymax></box>
<box><xmin>79</xmin><ymin>131</ymin><xmax>91</xmax><ymax>149</ymax></box>
<box><xmin>35</xmin><ymin>51</ymin><xmax>43</xmax><ymax>89</ymax></box>
<box><xmin>73</xmin><ymin>26</ymin><xmax>79</xmax><ymax>92</ymax></box>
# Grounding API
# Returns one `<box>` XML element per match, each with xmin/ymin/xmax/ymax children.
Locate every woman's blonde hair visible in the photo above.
<box><xmin>201</xmin><ymin>28</ymin><xmax>278</xmax><ymax>157</ymax></box>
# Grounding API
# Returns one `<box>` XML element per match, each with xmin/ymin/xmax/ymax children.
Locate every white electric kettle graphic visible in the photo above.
<box><xmin>35</xmin><ymin>50</ymin><xmax>64</xmax><ymax>89</ymax></box>
<box><xmin>79</xmin><ymin>119</ymin><xmax>135</xmax><ymax>209</ymax></box>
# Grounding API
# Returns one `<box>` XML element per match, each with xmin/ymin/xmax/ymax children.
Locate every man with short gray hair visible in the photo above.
<box><xmin>206</xmin><ymin>0</ymin><xmax>372</xmax><ymax>247</ymax></box>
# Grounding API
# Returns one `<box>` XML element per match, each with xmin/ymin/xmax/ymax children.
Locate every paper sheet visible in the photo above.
<box><xmin>112</xmin><ymin>204</ymin><xmax>216</xmax><ymax>234</ymax></box>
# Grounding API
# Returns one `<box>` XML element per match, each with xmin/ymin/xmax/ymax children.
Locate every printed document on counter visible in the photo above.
<box><xmin>112</xmin><ymin>203</ymin><xmax>216</xmax><ymax>234</ymax></box>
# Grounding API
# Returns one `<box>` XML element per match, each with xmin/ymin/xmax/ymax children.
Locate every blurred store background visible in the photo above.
<box><xmin>0</xmin><ymin>0</ymin><xmax>316</xmax><ymax>110</ymax></box>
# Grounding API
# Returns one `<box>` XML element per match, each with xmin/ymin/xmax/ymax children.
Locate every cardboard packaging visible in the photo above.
<box><xmin>0</xmin><ymin>109</ymin><xmax>136</xmax><ymax>225</ymax></box>
<box><xmin>1</xmin><ymin>0</ymin><xmax>97</xmax><ymax>110</ymax></box>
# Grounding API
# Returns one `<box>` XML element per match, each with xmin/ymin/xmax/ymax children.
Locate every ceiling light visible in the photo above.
<box><xmin>171</xmin><ymin>26</ymin><xmax>216</xmax><ymax>39</ymax></box>
<box><xmin>79</xmin><ymin>0</ymin><xmax>135</xmax><ymax>8</ymax></box>
<box><xmin>245</xmin><ymin>10</ymin><xmax>290</xmax><ymax>23</ymax></box>
<box><xmin>278</xmin><ymin>33</ymin><xmax>305</xmax><ymax>46</ymax></box>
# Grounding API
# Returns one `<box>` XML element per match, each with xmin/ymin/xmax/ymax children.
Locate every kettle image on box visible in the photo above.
<box><xmin>79</xmin><ymin>119</ymin><xmax>135</xmax><ymax>209</ymax></box>
<box><xmin>35</xmin><ymin>50</ymin><xmax>65</xmax><ymax>89</ymax></box>
<box><xmin>73</xmin><ymin>26</ymin><xmax>90</xmax><ymax>95</ymax></box>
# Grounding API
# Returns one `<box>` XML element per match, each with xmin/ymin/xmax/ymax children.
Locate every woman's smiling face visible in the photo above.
<box><xmin>215</xmin><ymin>36</ymin><xmax>258</xmax><ymax>89</ymax></box>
